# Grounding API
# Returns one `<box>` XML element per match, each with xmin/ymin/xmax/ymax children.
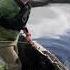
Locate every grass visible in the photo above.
<box><xmin>0</xmin><ymin>64</ymin><xmax>6</xmax><ymax>70</ymax></box>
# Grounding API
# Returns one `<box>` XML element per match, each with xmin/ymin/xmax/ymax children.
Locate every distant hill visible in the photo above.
<box><xmin>31</xmin><ymin>0</ymin><xmax>70</xmax><ymax>7</ymax></box>
<box><xmin>50</xmin><ymin>0</ymin><xmax>70</xmax><ymax>3</ymax></box>
<box><xmin>32</xmin><ymin>0</ymin><xmax>70</xmax><ymax>3</ymax></box>
<box><xmin>31</xmin><ymin>1</ymin><xmax>49</xmax><ymax>7</ymax></box>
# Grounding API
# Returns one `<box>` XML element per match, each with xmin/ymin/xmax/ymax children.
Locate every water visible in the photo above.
<box><xmin>27</xmin><ymin>4</ymin><xmax>70</xmax><ymax>70</ymax></box>
<box><xmin>35</xmin><ymin>35</ymin><xmax>70</xmax><ymax>69</ymax></box>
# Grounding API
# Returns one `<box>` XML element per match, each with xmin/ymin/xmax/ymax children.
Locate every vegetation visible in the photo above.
<box><xmin>0</xmin><ymin>64</ymin><xmax>6</xmax><ymax>70</ymax></box>
<box><xmin>0</xmin><ymin>0</ymin><xmax>20</xmax><ymax>18</ymax></box>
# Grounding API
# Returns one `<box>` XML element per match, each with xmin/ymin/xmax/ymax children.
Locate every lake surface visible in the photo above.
<box><xmin>27</xmin><ymin>3</ymin><xmax>70</xmax><ymax>70</ymax></box>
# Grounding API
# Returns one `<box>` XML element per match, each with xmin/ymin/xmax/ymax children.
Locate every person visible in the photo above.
<box><xmin>18</xmin><ymin>27</ymin><xmax>33</xmax><ymax>70</ymax></box>
<box><xmin>0</xmin><ymin>0</ymin><xmax>31</xmax><ymax>70</ymax></box>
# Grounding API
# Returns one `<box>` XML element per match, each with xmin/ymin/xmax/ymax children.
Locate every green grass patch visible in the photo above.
<box><xmin>0</xmin><ymin>64</ymin><xmax>6</xmax><ymax>70</ymax></box>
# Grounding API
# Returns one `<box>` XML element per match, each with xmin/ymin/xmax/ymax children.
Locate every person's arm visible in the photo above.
<box><xmin>22</xmin><ymin>0</ymin><xmax>31</xmax><ymax>26</ymax></box>
<box><xmin>16</xmin><ymin>0</ymin><xmax>31</xmax><ymax>28</ymax></box>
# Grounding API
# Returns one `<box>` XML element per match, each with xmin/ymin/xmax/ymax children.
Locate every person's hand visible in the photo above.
<box><xmin>26</xmin><ymin>33</ymin><xmax>32</xmax><ymax>44</ymax></box>
<box><xmin>22</xmin><ymin>27</ymin><xmax>32</xmax><ymax>44</ymax></box>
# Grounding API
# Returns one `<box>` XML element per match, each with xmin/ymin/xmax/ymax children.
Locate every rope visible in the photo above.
<box><xmin>0</xmin><ymin>41</ymin><xmax>28</xmax><ymax>48</ymax></box>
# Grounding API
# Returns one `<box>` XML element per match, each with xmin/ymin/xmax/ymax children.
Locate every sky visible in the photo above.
<box><xmin>27</xmin><ymin>4</ymin><xmax>70</xmax><ymax>39</ymax></box>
